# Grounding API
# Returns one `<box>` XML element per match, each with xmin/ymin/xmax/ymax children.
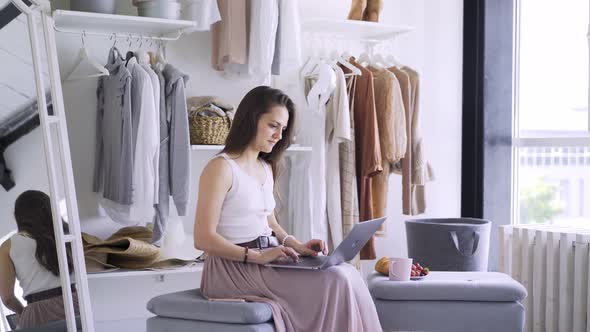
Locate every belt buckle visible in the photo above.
<box><xmin>259</xmin><ymin>236</ymin><xmax>269</xmax><ymax>249</ymax></box>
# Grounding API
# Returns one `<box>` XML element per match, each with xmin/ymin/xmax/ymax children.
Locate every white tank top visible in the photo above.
<box><xmin>9</xmin><ymin>234</ymin><xmax>63</xmax><ymax>297</ymax></box>
<box><xmin>216</xmin><ymin>153</ymin><xmax>275</xmax><ymax>243</ymax></box>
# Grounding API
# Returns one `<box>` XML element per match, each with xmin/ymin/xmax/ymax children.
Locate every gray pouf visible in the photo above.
<box><xmin>406</xmin><ymin>218</ymin><xmax>491</xmax><ymax>271</ymax></box>
<box><xmin>146</xmin><ymin>289</ymin><xmax>274</xmax><ymax>332</ymax></box>
<box><xmin>368</xmin><ymin>271</ymin><xmax>527</xmax><ymax>332</ymax></box>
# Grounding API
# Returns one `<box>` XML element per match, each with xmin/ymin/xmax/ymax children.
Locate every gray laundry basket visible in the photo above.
<box><xmin>405</xmin><ymin>218</ymin><xmax>491</xmax><ymax>271</ymax></box>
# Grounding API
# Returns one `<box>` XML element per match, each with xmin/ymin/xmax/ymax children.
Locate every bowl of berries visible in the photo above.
<box><xmin>411</xmin><ymin>262</ymin><xmax>430</xmax><ymax>280</ymax></box>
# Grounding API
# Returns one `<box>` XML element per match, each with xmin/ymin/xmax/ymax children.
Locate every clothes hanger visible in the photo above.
<box><xmin>64</xmin><ymin>31</ymin><xmax>109</xmax><ymax>81</ymax></box>
<box><xmin>155</xmin><ymin>40</ymin><xmax>167</xmax><ymax>71</ymax></box>
<box><xmin>385</xmin><ymin>54</ymin><xmax>401</xmax><ymax>68</ymax></box>
<box><xmin>301</xmin><ymin>37</ymin><xmax>323</xmax><ymax>77</ymax></box>
<box><xmin>300</xmin><ymin>55</ymin><xmax>319</xmax><ymax>77</ymax></box>
<box><xmin>384</xmin><ymin>39</ymin><xmax>402</xmax><ymax>68</ymax></box>
<box><xmin>371</xmin><ymin>52</ymin><xmax>387</xmax><ymax>69</ymax></box>
<box><xmin>124</xmin><ymin>36</ymin><xmax>133</xmax><ymax>67</ymax></box>
<box><xmin>136</xmin><ymin>37</ymin><xmax>151</xmax><ymax>65</ymax></box>
<box><xmin>357</xmin><ymin>50</ymin><xmax>372</xmax><ymax>67</ymax></box>
<box><xmin>332</xmin><ymin>50</ymin><xmax>361</xmax><ymax>76</ymax></box>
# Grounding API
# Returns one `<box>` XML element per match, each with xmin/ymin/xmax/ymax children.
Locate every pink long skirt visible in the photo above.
<box><xmin>18</xmin><ymin>293</ymin><xmax>79</xmax><ymax>329</ymax></box>
<box><xmin>201</xmin><ymin>254</ymin><xmax>383</xmax><ymax>332</ymax></box>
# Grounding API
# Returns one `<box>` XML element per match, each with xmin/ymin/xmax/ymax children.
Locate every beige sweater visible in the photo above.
<box><xmin>390</xmin><ymin>66</ymin><xmax>434</xmax><ymax>215</ymax></box>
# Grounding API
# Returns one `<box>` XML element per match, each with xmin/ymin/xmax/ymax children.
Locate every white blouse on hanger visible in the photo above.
<box><xmin>305</xmin><ymin>63</ymin><xmax>336</xmax><ymax>244</ymax></box>
<box><xmin>325</xmin><ymin>66</ymin><xmax>351</xmax><ymax>248</ymax></box>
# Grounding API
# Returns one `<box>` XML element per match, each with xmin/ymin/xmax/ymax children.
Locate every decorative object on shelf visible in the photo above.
<box><xmin>71</xmin><ymin>0</ymin><xmax>117</xmax><ymax>14</ymax></box>
<box><xmin>347</xmin><ymin>0</ymin><xmax>383</xmax><ymax>23</ymax></box>
<box><xmin>187</xmin><ymin>96</ymin><xmax>234</xmax><ymax>145</ymax></box>
<box><xmin>180</xmin><ymin>0</ymin><xmax>221</xmax><ymax>31</ymax></box>
<box><xmin>133</xmin><ymin>0</ymin><xmax>181</xmax><ymax>20</ymax></box>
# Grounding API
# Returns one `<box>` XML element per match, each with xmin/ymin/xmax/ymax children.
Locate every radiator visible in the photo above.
<box><xmin>499</xmin><ymin>225</ymin><xmax>590</xmax><ymax>332</ymax></box>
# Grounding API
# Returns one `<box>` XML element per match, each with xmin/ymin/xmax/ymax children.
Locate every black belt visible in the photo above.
<box><xmin>237</xmin><ymin>235</ymin><xmax>279</xmax><ymax>249</ymax></box>
<box><xmin>25</xmin><ymin>285</ymin><xmax>76</xmax><ymax>304</ymax></box>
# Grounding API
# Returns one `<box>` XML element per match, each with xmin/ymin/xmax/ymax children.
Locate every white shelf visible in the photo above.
<box><xmin>52</xmin><ymin>10</ymin><xmax>196</xmax><ymax>39</ymax></box>
<box><xmin>191</xmin><ymin>144</ymin><xmax>312</xmax><ymax>152</ymax></box>
<box><xmin>302</xmin><ymin>19</ymin><xmax>413</xmax><ymax>42</ymax></box>
<box><xmin>87</xmin><ymin>263</ymin><xmax>203</xmax><ymax>279</ymax></box>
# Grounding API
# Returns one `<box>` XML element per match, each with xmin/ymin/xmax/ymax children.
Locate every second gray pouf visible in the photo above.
<box><xmin>405</xmin><ymin>218</ymin><xmax>491</xmax><ymax>271</ymax></box>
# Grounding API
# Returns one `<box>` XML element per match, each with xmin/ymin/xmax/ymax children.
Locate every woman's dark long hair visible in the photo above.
<box><xmin>14</xmin><ymin>190</ymin><xmax>73</xmax><ymax>276</ymax></box>
<box><xmin>221</xmin><ymin>86</ymin><xmax>296</xmax><ymax>184</ymax></box>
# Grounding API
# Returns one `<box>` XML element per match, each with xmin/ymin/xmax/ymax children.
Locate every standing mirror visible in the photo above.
<box><xmin>0</xmin><ymin>1</ymin><xmax>92</xmax><ymax>331</ymax></box>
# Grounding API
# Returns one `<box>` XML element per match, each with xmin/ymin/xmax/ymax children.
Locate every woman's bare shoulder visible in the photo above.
<box><xmin>0</xmin><ymin>239</ymin><xmax>10</xmax><ymax>254</ymax></box>
<box><xmin>200</xmin><ymin>156</ymin><xmax>233</xmax><ymax>187</ymax></box>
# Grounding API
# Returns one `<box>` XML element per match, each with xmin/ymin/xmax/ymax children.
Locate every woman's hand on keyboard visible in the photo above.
<box><xmin>295</xmin><ymin>239</ymin><xmax>329</xmax><ymax>257</ymax></box>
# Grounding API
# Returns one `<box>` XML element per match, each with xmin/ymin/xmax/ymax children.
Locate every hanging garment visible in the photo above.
<box><xmin>339</xmin><ymin>73</ymin><xmax>360</xmax><ymax>267</ymax></box>
<box><xmin>223</xmin><ymin>0</ymin><xmax>279</xmax><ymax>84</ymax></box>
<box><xmin>304</xmin><ymin>63</ymin><xmax>336</xmax><ymax>245</ymax></box>
<box><xmin>140</xmin><ymin>61</ymin><xmax>161</xmax><ymax>202</ymax></box>
<box><xmin>181</xmin><ymin>0</ymin><xmax>221</xmax><ymax>31</ymax></box>
<box><xmin>388</xmin><ymin>67</ymin><xmax>412</xmax><ymax>214</ymax></box>
<box><xmin>287</xmin><ymin>153</ymin><xmax>314</xmax><ymax>242</ymax></box>
<box><xmin>402</xmin><ymin>67</ymin><xmax>434</xmax><ymax>215</ymax></box>
<box><xmin>99</xmin><ymin>57</ymin><xmax>159</xmax><ymax>224</ymax></box>
<box><xmin>128</xmin><ymin>57</ymin><xmax>159</xmax><ymax>220</ymax></box>
<box><xmin>369</xmin><ymin>66</ymin><xmax>406</xmax><ymax>236</ymax></box>
<box><xmin>271</xmin><ymin>0</ymin><xmax>302</xmax><ymax>76</ymax></box>
<box><xmin>325</xmin><ymin>66</ymin><xmax>351</xmax><ymax>248</ymax></box>
<box><xmin>274</xmin><ymin>154</ymin><xmax>292</xmax><ymax>234</ymax></box>
<box><xmin>152</xmin><ymin>67</ymin><xmax>168</xmax><ymax>246</ymax></box>
<box><xmin>151</xmin><ymin>64</ymin><xmax>191</xmax><ymax>245</ymax></box>
<box><xmin>211</xmin><ymin>0</ymin><xmax>247</xmax><ymax>71</ymax></box>
<box><xmin>163</xmin><ymin>64</ymin><xmax>191</xmax><ymax>217</ymax></box>
<box><xmin>93</xmin><ymin>47</ymin><xmax>133</xmax><ymax>205</ymax></box>
<box><xmin>348</xmin><ymin>57</ymin><xmax>382</xmax><ymax>260</ymax></box>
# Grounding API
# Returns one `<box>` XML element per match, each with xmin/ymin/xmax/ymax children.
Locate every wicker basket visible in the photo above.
<box><xmin>188</xmin><ymin>112</ymin><xmax>231</xmax><ymax>145</ymax></box>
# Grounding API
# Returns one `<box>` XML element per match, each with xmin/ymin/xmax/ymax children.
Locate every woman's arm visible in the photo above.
<box><xmin>267</xmin><ymin>213</ymin><xmax>328</xmax><ymax>256</ymax></box>
<box><xmin>194</xmin><ymin>158</ymin><xmax>297</xmax><ymax>264</ymax></box>
<box><xmin>267</xmin><ymin>212</ymin><xmax>302</xmax><ymax>248</ymax></box>
<box><xmin>0</xmin><ymin>240</ymin><xmax>24</xmax><ymax>315</ymax></box>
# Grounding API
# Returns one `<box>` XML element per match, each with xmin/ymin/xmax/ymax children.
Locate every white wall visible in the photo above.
<box><xmin>1</xmin><ymin>0</ymin><xmax>463</xmax><ymax>327</ymax></box>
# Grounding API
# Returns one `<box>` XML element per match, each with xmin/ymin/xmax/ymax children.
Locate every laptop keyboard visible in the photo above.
<box><xmin>272</xmin><ymin>255</ymin><xmax>328</xmax><ymax>267</ymax></box>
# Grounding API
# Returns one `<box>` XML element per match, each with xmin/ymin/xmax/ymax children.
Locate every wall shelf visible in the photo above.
<box><xmin>302</xmin><ymin>19</ymin><xmax>413</xmax><ymax>42</ymax></box>
<box><xmin>87</xmin><ymin>263</ymin><xmax>203</xmax><ymax>279</ymax></box>
<box><xmin>191</xmin><ymin>144</ymin><xmax>312</xmax><ymax>152</ymax></box>
<box><xmin>52</xmin><ymin>10</ymin><xmax>196</xmax><ymax>40</ymax></box>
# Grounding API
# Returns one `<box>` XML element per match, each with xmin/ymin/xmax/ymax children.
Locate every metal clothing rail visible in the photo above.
<box><xmin>53</xmin><ymin>25</ymin><xmax>184</xmax><ymax>41</ymax></box>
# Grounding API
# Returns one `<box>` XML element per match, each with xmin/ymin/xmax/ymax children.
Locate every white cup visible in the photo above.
<box><xmin>389</xmin><ymin>257</ymin><xmax>413</xmax><ymax>281</ymax></box>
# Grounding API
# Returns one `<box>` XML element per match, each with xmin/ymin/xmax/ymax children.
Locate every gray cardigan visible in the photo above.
<box><xmin>152</xmin><ymin>64</ymin><xmax>190</xmax><ymax>245</ymax></box>
<box><xmin>93</xmin><ymin>47</ymin><xmax>133</xmax><ymax>205</ymax></box>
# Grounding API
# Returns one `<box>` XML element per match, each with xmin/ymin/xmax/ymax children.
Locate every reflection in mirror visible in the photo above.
<box><xmin>0</xmin><ymin>2</ymin><xmax>75</xmax><ymax>331</ymax></box>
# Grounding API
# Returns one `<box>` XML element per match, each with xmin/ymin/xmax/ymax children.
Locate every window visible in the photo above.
<box><xmin>513</xmin><ymin>0</ymin><xmax>590</xmax><ymax>226</ymax></box>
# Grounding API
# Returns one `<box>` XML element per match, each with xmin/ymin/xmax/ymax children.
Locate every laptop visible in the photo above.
<box><xmin>265</xmin><ymin>217</ymin><xmax>386</xmax><ymax>270</ymax></box>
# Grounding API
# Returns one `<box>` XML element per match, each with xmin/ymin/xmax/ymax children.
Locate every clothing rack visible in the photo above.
<box><xmin>52</xmin><ymin>10</ymin><xmax>197</xmax><ymax>41</ymax></box>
